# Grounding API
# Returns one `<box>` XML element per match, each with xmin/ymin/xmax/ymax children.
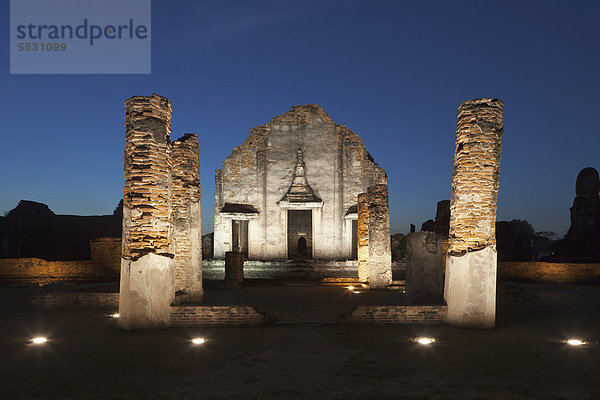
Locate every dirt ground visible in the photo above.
<box><xmin>1</xmin><ymin>283</ymin><xmax>599</xmax><ymax>399</ymax></box>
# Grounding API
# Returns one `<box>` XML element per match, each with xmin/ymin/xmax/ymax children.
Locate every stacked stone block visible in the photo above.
<box><xmin>357</xmin><ymin>193</ymin><xmax>369</xmax><ymax>283</ymax></box>
<box><xmin>406</xmin><ymin>231</ymin><xmax>444</xmax><ymax>301</ymax></box>
<box><xmin>367</xmin><ymin>184</ymin><xmax>393</xmax><ymax>289</ymax></box>
<box><xmin>172</xmin><ymin>134</ymin><xmax>203</xmax><ymax>300</ymax></box>
<box><xmin>444</xmin><ymin>98</ymin><xmax>503</xmax><ymax>329</ymax></box>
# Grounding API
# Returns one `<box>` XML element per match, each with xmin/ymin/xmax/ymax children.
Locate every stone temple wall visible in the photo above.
<box><xmin>445</xmin><ymin>98</ymin><xmax>503</xmax><ymax>329</ymax></box>
<box><xmin>214</xmin><ymin>105</ymin><xmax>386</xmax><ymax>260</ymax></box>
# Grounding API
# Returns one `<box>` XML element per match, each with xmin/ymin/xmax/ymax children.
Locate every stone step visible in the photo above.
<box><xmin>319</xmin><ymin>277</ymin><xmax>362</xmax><ymax>286</ymax></box>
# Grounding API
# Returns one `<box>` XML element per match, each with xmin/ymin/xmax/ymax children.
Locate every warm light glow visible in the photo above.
<box><xmin>191</xmin><ymin>337</ymin><xmax>206</xmax><ymax>345</ymax></box>
<box><xmin>347</xmin><ymin>286</ymin><xmax>355</xmax><ymax>291</ymax></box>
<box><xmin>31</xmin><ymin>337</ymin><xmax>48</xmax><ymax>344</ymax></box>
<box><xmin>111</xmin><ymin>313</ymin><xmax>120</xmax><ymax>318</ymax></box>
<box><xmin>416</xmin><ymin>337</ymin><xmax>435</xmax><ymax>345</ymax></box>
<box><xmin>567</xmin><ymin>339</ymin><xmax>585</xmax><ymax>346</ymax></box>
<box><xmin>352</xmin><ymin>290</ymin><xmax>362</xmax><ymax>294</ymax></box>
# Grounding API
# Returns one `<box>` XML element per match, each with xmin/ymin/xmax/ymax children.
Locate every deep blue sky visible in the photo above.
<box><xmin>2</xmin><ymin>0</ymin><xmax>599</xmax><ymax>237</ymax></box>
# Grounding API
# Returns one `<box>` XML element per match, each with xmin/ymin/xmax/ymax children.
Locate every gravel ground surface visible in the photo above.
<box><xmin>1</xmin><ymin>284</ymin><xmax>599</xmax><ymax>399</ymax></box>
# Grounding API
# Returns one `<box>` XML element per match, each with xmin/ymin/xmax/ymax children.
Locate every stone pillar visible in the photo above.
<box><xmin>367</xmin><ymin>184</ymin><xmax>393</xmax><ymax>289</ymax></box>
<box><xmin>172</xmin><ymin>134</ymin><xmax>203</xmax><ymax>301</ymax></box>
<box><xmin>119</xmin><ymin>94</ymin><xmax>174</xmax><ymax>330</ymax></box>
<box><xmin>444</xmin><ymin>98</ymin><xmax>503</xmax><ymax>329</ymax></box>
<box><xmin>406</xmin><ymin>231</ymin><xmax>443</xmax><ymax>301</ymax></box>
<box><xmin>225</xmin><ymin>251</ymin><xmax>244</xmax><ymax>285</ymax></box>
<box><xmin>357</xmin><ymin>193</ymin><xmax>369</xmax><ymax>283</ymax></box>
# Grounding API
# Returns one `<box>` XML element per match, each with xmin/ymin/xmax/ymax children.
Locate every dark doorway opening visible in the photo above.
<box><xmin>287</xmin><ymin>210</ymin><xmax>312</xmax><ymax>259</ymax></box>
<box><xmin>351</xmin><ymin>219</ymin><xmax>358</xmax><ymax>260</ymax></box>
<box><xmin>232</xmin><ymin>219</ymin><xmax>248</xmax><ymax>257</ymax></box>
<box><xmin>298</xmin><ymin>236</ymin><xmax>307</xmax><ymax>256</ymax></box>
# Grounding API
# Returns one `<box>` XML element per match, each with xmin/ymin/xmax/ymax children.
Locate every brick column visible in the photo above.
<box><xmin>367</xmin><ymin>184</ymin><xmax>393</xmax><ymax>289</ymax></box>
<box><xmin>357</xmin><ymin>193</ymin><xmax>369</xmax><ymax>283</ymax></box>
<box><xmin>444</xmin><ymin>98</ymin><xmax>503</xmax><ymax>329</ymax></box>
<box><xmin>119</xmin><ymin>94</ymin><xmax>174</xmax><ymax>330</ymax></box>
<box><xmin>406</xmin><ymin>231</ymin><xmax>443</xmax><ymax>301</ymax></box>
<box><xmin>172</xmin><ymin>134</ymin><xmax>203</xmax><ymax>301</ymax></box>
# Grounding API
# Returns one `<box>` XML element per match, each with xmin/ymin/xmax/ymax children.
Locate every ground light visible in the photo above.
<box><xmin>346</xmin><ymin>286</ymin><xmax>355</xmax><ymax>291</ymax></box>
<box><xmin>566</xmin><ymin>339</ymin><xmax>585</xmax><ymax>346</ymax></box>
<box><xmin>111</xmin><ymin>313</ymin><xmax>120</xmax><ymax>318</ymax></box>
<box><xmin>191</xmin><ymin>337</ymin><xmax>207</xmax><ymax>345</ymax></box>
<box><xmin>415</xmin><ymin>337</ymin><xmax>435</xmax><ymax>345</ymax></box>
<box><xmin>31</xmin><ymin>337</ymin><xmax>48</xmax><ymax>344</ymax></box>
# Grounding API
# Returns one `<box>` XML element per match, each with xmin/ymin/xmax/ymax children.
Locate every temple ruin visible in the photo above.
<box><xmin>119</xmin><ymin>94</ymin><xmax>202</xmax><ymax>330</ymax></box>
<box><xmin>213</xmin><ymin>105</ymin><xmax>388</xmax><ymax>261</ymax></box>
<box><xmin>444</xmin><ymin>98</ymin><xmax>504</xmax><ymax>329</ymax></box>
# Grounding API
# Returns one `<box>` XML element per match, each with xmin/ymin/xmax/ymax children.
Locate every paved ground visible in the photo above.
<box><xmin>1</xmin><ymin>283</ymin><xmax>599</xmax><ymax>399</ymax></box>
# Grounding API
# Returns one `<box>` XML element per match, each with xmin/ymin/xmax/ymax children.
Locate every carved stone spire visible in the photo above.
<box><xmin>280</xmin><ymin>148</ymin><xmax>322</xmax><ymax>203</ymax></box>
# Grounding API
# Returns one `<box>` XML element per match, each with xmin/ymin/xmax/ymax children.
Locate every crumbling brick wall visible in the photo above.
<box><xmin>123</xmin><ymin>94</ymin><xmax>173</xmax><ymax>259</ymax></box>
<box><xmin>448</xmin><ymin>98</ymin><xmax>504</xmax><ymax>255</ymax></box>
<box><xmin>357</xmin><ymin>193</ymin><xmax>369</xmax><ymax>282</ymax></box>
<box><xmin>172</xmin><ymin>134</ymin><xmax>202</xmax><ymax>296</ymax></box>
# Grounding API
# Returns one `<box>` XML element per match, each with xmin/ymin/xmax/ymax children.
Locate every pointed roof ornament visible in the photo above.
<box><xmin>280</xmin><ymin>148</ymin><xmax>322</xmax><ymax>204</ymax></box>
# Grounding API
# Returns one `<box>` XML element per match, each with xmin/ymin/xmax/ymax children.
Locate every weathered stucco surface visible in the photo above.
<box><xmin>214</xmin><ymin>105</ymin><xmax>387</xmax><ymax>260</ymax></box>
<box><xmin>357</xmin><ymin>193</ymin><xmax>369</xmax><ymax>282</ymax></box>
<box><xmin>444</xmin><ymin>247</ymin><xmax>497</xmax><ymax>329</ymax></box>
<box><xmin>119</xmin><ymin>253</ymin><xmax>174</xmax><ymax>330</ymax></box>
<box><xmin>406</xmin><ymin>231</ymin><xmax>443</xmax><ymax>298</ymax></box>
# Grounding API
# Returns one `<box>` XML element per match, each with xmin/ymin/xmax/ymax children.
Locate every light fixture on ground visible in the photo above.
<box><xmin>566</xmin><ymin>339</ymin><xmax>585</xmax><ymax>346</ymax></box>
<box><xmin>415</xmin><ymin>337</ymin><xmax>435</xmax><ymax>345</ymax></box>
<box><xmin>31</xmin><ymin>337</ymin><xmax>48</xmax><ymax>344</ymax></box>
<box><xmin>111</xmin><ymin>313</ymin><xmax>120</xmax><ymax>318</ymax></box>
<box><xmin>346</xmin><ymin>286</ymin><xmax>355</xmax><ymax>291</ymax></box>
<box><xmin>191</xmin><ymin>337</ymin><xmax>207</xmax><ymax>345</ymax></box>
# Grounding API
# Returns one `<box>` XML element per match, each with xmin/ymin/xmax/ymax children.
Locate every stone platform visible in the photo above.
<box><xmin>26</xmin><ymin>281</ymin><xmax>443</xmax><ymax>325</ymax></box>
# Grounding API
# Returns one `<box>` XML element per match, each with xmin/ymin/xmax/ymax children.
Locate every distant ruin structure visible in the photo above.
<box><xmin>444</xmin><ymin>98</ymin><xmax>503</xmax><ymax>329</ymax></box>
<box><xmin>554</xmin><ymin>167</ymin><xmax>600</xmax><ymax>262</ymax></box>
<box><xmin>119</xmin><ymin>94</ymin><xmax>202</xmax><ymax>330</ymax></box>
<box><xmin>214</xmin><ymin>105</ymin><xmax>387</xmax><ymax>261</ymax></box>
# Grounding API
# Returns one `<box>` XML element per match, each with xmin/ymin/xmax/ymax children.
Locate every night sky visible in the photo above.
<box><xmin>1</xmin><ymin>0</ymin><xmax>599</xmax><ymax>237</ymax></box>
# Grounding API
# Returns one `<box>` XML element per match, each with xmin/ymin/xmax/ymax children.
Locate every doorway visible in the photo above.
<box><xmin>287</xmin><ymin>210</ymin><xmax>312</xmax><ymax>259</ymax></box>
<box><xmin>232</xmin><ymin>219</ymin><xmax>248</xmax><ymax>257</ymax></box>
